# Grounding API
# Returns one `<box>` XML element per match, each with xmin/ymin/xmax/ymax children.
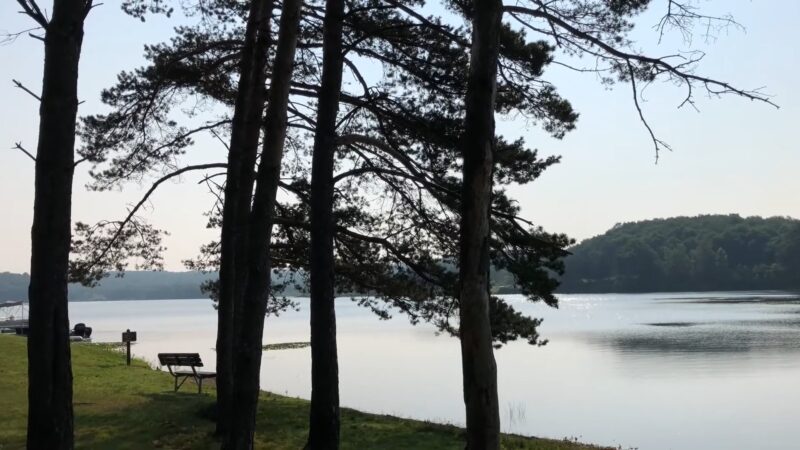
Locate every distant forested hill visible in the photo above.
<box><xmin>0</xmin><ymin>271</ymin><xmax>214</xmax><ymax>301</ymax></box>
<box><xmin>0</xmin><ymin>270</ymin><xmax>306</xmax><ymax>301</ymax></box>
<box><xmin>558</xmin><ymin>215</ymin><xmax>800</xmax><ymax>293</ymax></box>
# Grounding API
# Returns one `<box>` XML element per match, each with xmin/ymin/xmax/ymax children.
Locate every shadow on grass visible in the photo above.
<box><xmin>74</xmin><ymin>391</ymin><xmax>218</xmax><ymax>450</ymax></box>
<box><xmin>5</xmin><ymin>387</ymin><xmax>608</xmax><ymax>450</ymax></box>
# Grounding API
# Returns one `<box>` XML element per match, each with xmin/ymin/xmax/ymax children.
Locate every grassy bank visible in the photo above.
<box><xmin>0</xmin><ymin>336</ymin><xmax>608</xmax><ymax>449</ymax></box>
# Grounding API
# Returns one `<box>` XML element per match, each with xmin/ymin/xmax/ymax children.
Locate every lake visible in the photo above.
<box><xmin>69</xmin><ymin>292</ymin><xmax>800</xmax><ymax>450</ymax></box>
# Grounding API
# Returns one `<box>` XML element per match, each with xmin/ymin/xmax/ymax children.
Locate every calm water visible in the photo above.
<box><xmin>69</xmin><ymin>292</ymin><xmax>800</xmax><ymax>450</ymax></box>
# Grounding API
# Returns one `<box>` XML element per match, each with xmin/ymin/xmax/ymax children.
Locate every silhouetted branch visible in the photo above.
<box><xmin>88</xmin><ymin>119</ymin><xmax>232</xmax><ymax>190</ymax></box>
<box><xmin>503</xmin><ymin>4</ymin><xmax>778</xmax><ymax>108</ymax></box>
<box><xmin>12</xmin><ymin>79</ymin><xmax>41</xmax><ymax>101</ymax></box>
<box><xmin>273</xmin><ymin>216</ymin><xmax>443</xmax><ymax>285</ymax></box>
<box><xmin>383</xmin><ymin>0</ymin><xmax>468</xmax><ymax>47</ymax></box>
<box><xmin>0</xmin><ymin>26</ymin><xmax>42</xmax><ymax>45</ymax></box>
<box><xmin>12</xmin><ymin>142</ymin><xmax>36</xmax><ymax>161</ymax></box>
<box><xmin>197</xmin><ymin>171</ymin><xmax>227</xmax><ymax>185</ymax></box>
<box><xmin>626</xmin><ymin>60</ymin><xmax>672</xmax><ymax>162</ymax></box>
<box><xmin>16</xmin><ymin>146</ymin><xmax>90</xmax><ymax>167</ymax></box>
<box><xmin>656</xmin><ymin>0</ymin><xmax>743</xmax><ymax>44</ymax></box>
<box><xmin>17</xmin><ymin>0</ymin><xmax>49</xmax><ymax>28</ymax></box>
<box><xmin>209</xmin><ymin>128</ymin><xmax>230</xmax><ymax>151</ymax></box>
<box><xmin>80</xmin><ymin>163</ymin><xmax>227</xmax><ymax>273</ymax></box>
<box><xmin>85</xmin><ymin>1</ymin><xmax>99</xmax><ymax>18</ymax></box>
<box><xmin>343</xmin><ymin>57</ymin><xmax>370</xmax><ymax>97</ymax></box>
<box><xmin>503</xmin><ymin>1</ymin><xmax>777</xmax><ymax>162</ymax></box>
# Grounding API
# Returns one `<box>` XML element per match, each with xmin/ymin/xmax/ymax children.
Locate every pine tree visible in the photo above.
<box><xmin>17</xmin><ymin>0</ymin><xmax>94</xmax><ymax>448</ymax></box>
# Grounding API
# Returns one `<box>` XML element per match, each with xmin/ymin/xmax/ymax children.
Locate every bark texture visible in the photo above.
<box><xmin>458</xmin><ymin>1</ymin><xmax>503</xmax><ymax>448</ymax></box>
<box><xmin>26</xmin><ymin>1</ymin><xmax>88</xmax><ymax>448</ymax></box>
<box><xmin>306</xmin><ymin>0</ymin><xmax>346</xmax><ymax>447</ymax></box>
<box><xmin>223</xmin><ymin>0</ymin><xmax>303</xmax><ymax>448</ymax></box>
<box><xmin>215</xmin><ymin>0</ymin><xmax>272</xmax><ymax>436</ymax></box>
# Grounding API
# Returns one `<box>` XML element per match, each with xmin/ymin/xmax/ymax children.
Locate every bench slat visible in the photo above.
<box><xmin>174</xmin><ymin>370</ymin><xmax>216</xmax><ymax>377</ymax></box>
<box><xmin>158</xmin><ymin>352</ymin><xmax>204</xmax><ymax>367</ymax></box>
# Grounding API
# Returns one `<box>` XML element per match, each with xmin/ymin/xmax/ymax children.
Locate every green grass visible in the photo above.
<box><xmin>0</xmin><ymin>335</ymin><xmax>609</xmax><ymax>449</ymax></box>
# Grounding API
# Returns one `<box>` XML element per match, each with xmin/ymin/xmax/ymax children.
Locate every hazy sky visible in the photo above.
<box><xmin>1</xmin><ymin>1</ymin><xmax>798</xmax><ymax>273</ymax></box>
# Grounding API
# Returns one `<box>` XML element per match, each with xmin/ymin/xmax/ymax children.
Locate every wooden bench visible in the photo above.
<box><xmin>157</xmin><ymin>353</ymin><xmax>216</xmax><ymax>394</ymax></box>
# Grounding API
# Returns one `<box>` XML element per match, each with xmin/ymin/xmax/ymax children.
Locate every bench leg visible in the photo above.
<box><xmin>198</xmin><ymin>377</ymin><xmax>202</xmax><ymax>394</ymax></box>
<box><xmin>176</xmin><ymin>375</ymin><xmax>189</xmax><ymax>392</ymax></box>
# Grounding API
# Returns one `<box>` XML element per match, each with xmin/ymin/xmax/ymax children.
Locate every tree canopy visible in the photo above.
<box><xmin>74</xmin><ymin>0</ymin><xmax>577</xmax><ymax>348</ymax></box>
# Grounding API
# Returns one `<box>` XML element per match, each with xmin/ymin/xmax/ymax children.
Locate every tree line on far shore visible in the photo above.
<box><xmin>6</xmin><ymin>212</ymin><xmax>798</xmax><ymax>304</ymax></box>
<box><xmin>0</xmin><ymin>271</ymin><xmax>302</xmax><ymax>301</ymax></box>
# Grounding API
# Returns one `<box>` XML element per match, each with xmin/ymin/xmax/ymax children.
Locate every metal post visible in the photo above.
<box><xmin>122</xmin><ymin>329</ymin><xmax>136</xmax><ymax>366</ymax></box>
<box><xmin>126</xmin><ymin>329</ymin><xmax>131</xmax><ymax>366</ymax></box>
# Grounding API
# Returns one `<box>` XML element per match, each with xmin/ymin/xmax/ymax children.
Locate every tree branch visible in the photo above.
<box><xmin>503</xmin><ymin>4</ymin><xmax>778</xmax><ymax>108</ymax></box>
<box><xmin>626</xmin><ymin>60</ymin><xmax>671</xmax><ymax>162</ymax></box>
<box><xmin>17</xmin><ymin>0</ymin><xmax>49</xmax><ymax>29</ymax></box>
<box><xmin>12</xmin><ymin>142</ymin><xmax>36</xmax><ymax>161</ymax></box>
<box><xmin>82</xmin><ymin>163</ymin><xmax>227</xmax><ymax>273</ymax></box>
<box><xmin>1</xmin><ymin>26</ymin><xmax>42</xmax><ymax>45</ymax></box>
<box><xmin>273</xmin><ymin>216</ymin><xmax>444</xmax><ymax>285</ymax></box>
<box><xmin>12</xmin><ymin>79</ymin><xmax>41</xmax><ymax>101</ymax></box>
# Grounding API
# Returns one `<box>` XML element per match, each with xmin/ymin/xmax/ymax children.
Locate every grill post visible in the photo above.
<box><xmin>121</xmin><ymin>329</ymin><xmax>137</xmax><ymax>366</ymax></box>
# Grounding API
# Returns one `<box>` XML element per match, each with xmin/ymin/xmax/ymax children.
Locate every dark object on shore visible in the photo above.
<box><xmin>122</xmin><ymin>329</ymin><xmax>137</xmax><ymax>365</ymax></box>
<box><xmin>645</xmin><ymin>322</ymin><xmax>698</xmax><ymax>328</ymax></box>
<box><xmin>262</xmin><ymin>342</ymin><xmax>310</xmax><ymax>351</ymax></box>
<box><xmin>0</xmin><ymin>301</ymin><xmax>29</xmax><ymax>336</ymax></box>
<box><xmin>158</xmin><ymin>353</ymin><xmax>217</xmax><ymax>394</ymax></box>
<box><xmin>70</xmin><ymin>323</ymin><xmax>92</xmax><ymax>339</ymax></box>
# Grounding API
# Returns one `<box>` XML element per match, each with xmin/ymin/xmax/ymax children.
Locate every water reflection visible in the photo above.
<box><xmin>659</xmin><ymin>295</ymin><xmax>800</xmax><ymax>304</ymax></box>
<box><xmin>601</xmin><ymin>327</ymin><xmax>800</xmax><ymax>354</ymax></box>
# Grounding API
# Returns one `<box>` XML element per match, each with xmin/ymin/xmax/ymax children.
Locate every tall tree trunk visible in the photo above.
<box><xmin>458</xmin><ymin>1</ymin><xmax>503</xmax><ymax>448</ymax></box>
<box><xmin>306</xmin><ymin>0</ymin><xmax>345</xmax><ymax>450</ymax></box>
<box><xmin>223</xmin><ymin>0</ymin><xmax>303</xmax><ymax>448</ymax></box>
<box><xmin>306</xmin><ymin>0</ymin><xmax>345</xmax><ymax>447</ymax></box>
<box><xmin>26</xmin><ymin>1</ymin><xmax>88</xmax><ymax>448</ymax></box>
<box><xmin>215</xmin><ymin>0</ymin><xmax>272</xmax><ymax>436</ymax></box>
